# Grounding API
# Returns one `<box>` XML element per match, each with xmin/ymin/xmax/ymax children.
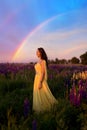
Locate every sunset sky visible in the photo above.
<box><xmin>0</xmin><ymin>0</ymin><xmax>87</xmax><ymax>63</ymax></box>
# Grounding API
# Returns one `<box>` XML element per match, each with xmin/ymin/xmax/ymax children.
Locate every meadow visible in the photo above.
<box><xmin>0</xmin><ymin>63</ymin><xmax>87</xmax><ymax>130</ymax></box>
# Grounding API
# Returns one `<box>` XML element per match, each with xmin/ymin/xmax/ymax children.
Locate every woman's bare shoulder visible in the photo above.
<box><xmin>41</xmin><ymin>60</ymin><xmax>46</xmax><ymax>64</ymax></box>
<box><xmin>40</xmin><ymin>60</ymin><xmax>46</xmax><ymax>67</ymax></box>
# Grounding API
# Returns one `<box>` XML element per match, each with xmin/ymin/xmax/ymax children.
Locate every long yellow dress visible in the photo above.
<box><xmin>33</xmin><ymin>60</ymin><xmax>58</xmax><ymax>113</ymax></box>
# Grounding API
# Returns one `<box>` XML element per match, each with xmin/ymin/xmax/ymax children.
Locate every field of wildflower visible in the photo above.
<box><xmin>0</xmin><ymin>63</ymin><xmax>87</xmax><ymax>130</ymax></box>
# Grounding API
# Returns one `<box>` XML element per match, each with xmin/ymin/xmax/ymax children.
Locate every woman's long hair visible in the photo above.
<box><xmin>38</xmin><ymin>47</ymin><xmax>48</xmax><ymax>68</ymax></box>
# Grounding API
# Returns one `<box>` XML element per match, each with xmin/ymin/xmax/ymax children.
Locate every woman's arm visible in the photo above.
<box><xmin>38</xmin><ymin>60</ymin><xmax>45</xmax><ymax>89</ymax></box>
<box><xmin>40</xmin><ymin>60</ymin><xmax>45</xmax><ymax>82</ymax></box>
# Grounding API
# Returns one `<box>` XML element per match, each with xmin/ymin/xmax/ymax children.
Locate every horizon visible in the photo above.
<box><xmin>0</xmin><ymin>50</ymin><xmax>86</xmax><ymax>64</ymax></box>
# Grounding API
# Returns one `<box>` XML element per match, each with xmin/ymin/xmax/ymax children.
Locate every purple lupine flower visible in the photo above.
<box><xmin>78</xmin><ymin>79</ymin><xmax>83</xmax><ymax>87</ymax></box>
<box><xmin>69</xmin><ymin>86</ymin><xmax>81</xmax><ymax>106</ymax></box>
<box><xmin>32</xmin><ymin>119</ymin><xmax>37</xmax><ymax>130</ymax></box>
<box><xmin>24</xmin><ymin>97</ymin><xmax>30</xmax><ymax>118</ymax></box>
<box><xmin>75</xmin><ymin>93</ymin><xmax>81</xmax><ymax>106</ymax></box>
<box><xmin>78</xmin><ymin>86</ymin><xmax>87</xmax><ymax>99</ymax></box>
<box><xmin>84</xmin><ymin>79</ymin><xmax>87</xmax><ymax>89</ymax></box>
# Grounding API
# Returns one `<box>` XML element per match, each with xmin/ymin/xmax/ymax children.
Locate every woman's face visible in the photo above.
<box><xmin>36</xmin><ymin>49</ymin><xmax>41</xmax><ymax>58</ymax></box>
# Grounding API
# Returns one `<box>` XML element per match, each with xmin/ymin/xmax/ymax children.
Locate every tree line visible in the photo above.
<box><xmin>48</xmin><ymin>51</ymin><xmax>87</xmax><ymax>65</ymax></box>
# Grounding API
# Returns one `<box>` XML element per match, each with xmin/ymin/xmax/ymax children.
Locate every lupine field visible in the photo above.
<box><xmin>0</xmin><ymin>63</ymin><xmax>87</xmax><ymax>130</ymax></box>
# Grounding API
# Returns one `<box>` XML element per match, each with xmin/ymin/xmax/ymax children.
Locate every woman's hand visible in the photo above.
<box><xmin>38</xmin><ymin>82</ymin><xmax>42</xmax><ymax>89</ymax></box>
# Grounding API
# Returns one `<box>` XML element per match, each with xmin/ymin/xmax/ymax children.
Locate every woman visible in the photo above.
<box><xmin>33</xmin><ymin>47</ymin><xmax>58</xmax><ymax>113</ymax></box>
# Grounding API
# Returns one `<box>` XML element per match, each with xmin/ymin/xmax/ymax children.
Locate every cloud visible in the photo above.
<box><xmin>37</xmin><ymin>28</ymin><xmax>87</xmax><ymax>42</ymax></box>
<box><xmin>59</xmin><ymin>41</ymin><xmax>87</xmax><ymax>58</ymax></box>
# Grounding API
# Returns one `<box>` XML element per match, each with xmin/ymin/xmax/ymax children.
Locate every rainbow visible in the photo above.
<box><xmin>12</xmin><ymin>14</ymin><xmax>62</xmax><ymax>62</ymax></box>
